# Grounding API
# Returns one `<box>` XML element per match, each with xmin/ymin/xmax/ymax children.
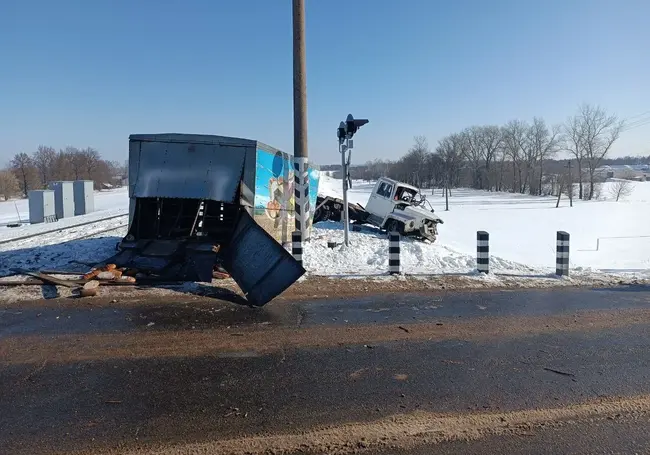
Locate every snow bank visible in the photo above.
<box><xmin>305</xmin><ymin>222</ymin><xmax>539</xmax><ymax>276</ymax></box>
<box><xmin>317</xmin><ymin>175</ymin><xmax>650</xmax><ymax>275</ymax></box>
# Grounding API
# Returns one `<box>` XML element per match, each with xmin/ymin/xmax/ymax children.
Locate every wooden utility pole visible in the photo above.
<box><xmin>292</xmin><ymin>0</ymin><xmax>309</xmax><ymax>238</ymax></box>
<box><xmin>292</xmin><ymin>0</ymin><xmax>308</xmax><ymax>163</ymax></box>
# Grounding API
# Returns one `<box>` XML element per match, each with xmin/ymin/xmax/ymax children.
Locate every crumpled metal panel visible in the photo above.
<box><xmin>131</xmin><ymin>141</ymin><xmax>246</xmax><ymax>203</ymax></box>
<box><xmin>222</xmin><ymin>210</ymin><xmax>305</xmax><ymax>306</ymax></box>
<box><xmin>108</xmin><ymin>239</ymin><xmax>217</xmax><ymax>282</ymax></box>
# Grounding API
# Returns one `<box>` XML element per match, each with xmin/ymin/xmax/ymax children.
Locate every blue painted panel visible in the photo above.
<box><xmin>253</xmin><ymin>148</ymin><xmax>320</xmax><ymax>230</ymax></box>
<box><xmin>254</xmin><ymin>148</ymin><xmax>293</xmax><ymax>220</ymax></box>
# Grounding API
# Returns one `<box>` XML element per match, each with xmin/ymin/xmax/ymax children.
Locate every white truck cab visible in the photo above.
<box><xmin>364</xmin><ymin>177</ymin><xmax>443</xmax><ymax>242</ymax></box>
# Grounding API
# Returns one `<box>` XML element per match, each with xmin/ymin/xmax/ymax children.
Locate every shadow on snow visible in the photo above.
<box><xmin>0</xmin><ymin>236</ymin><xmax>247</xmax><ymax>305</ymax></box>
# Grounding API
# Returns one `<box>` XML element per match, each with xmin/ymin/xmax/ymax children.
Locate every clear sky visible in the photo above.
<box><xmin>1</xmin><ymin>0</ymin><xmax>649</xmax><ymax>166</ymax></box>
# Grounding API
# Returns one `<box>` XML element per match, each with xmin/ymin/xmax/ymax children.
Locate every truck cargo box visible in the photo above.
<box><xmin>112</xmin><ymin>133</ymin><xmax>320</xmax><ymax>306</ymax></box>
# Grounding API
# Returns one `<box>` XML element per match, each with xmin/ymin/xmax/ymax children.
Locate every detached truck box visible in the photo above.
<box><xmin>115</xmin><ymin>133</ymin><xmax>319</xmax><ymax>306</ymax></box>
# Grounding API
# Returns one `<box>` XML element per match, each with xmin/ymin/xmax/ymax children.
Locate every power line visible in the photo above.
<box><xmin>623</xmin><ymin>111</ymin><xmax>650</xmax><ymax>122</ymax></box>
<box><xmin>621</xmin><ymin>118</ymin><xmax>650</xmax><ymax>133</ymax></box>
<box><xmin>623</xmin><ymin>115</ymin><xmax>650</xmax><ymax>128</ymax></box>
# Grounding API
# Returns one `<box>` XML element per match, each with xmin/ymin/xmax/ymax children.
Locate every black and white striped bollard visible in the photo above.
<box><xmin>556</xmin><ymin>231</ymin><xmax>569</xmax><ymax>276</ymax></box>
<box><xmin>477</xmin><ymin>231</ymin><xmax>489</xmax><ymax>273</ymax></box>
<box><xmin>292</xmin><ymin>230</ymin><xmax>303</xmax><ymax>268</ymax></box>
<box><xmin>389</xmin><ymin>232</ymin><xmax>400</xmax><ymax>275</ymax></box>
<box><xmin>294</xmin><ymin>157</ymin><xmax>310</xmax><ymax>240</ymax></box>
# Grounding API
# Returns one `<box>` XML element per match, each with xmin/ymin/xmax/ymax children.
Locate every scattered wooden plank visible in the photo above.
<box><xmin>0</xmin><ymin>279</ymin><xmax>49</xmax><ymax>286</ymax></box>
<box><xmin>12</xmin><ymin>270</ymin><xmax>79</xmax><ymax>288</ymax></box>
<box><xmin>40</xmin><ymin>270</ymin><xmax>86</xmax><ymax>276</ymax></box>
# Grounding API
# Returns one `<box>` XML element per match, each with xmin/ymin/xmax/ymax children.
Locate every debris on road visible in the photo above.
<box><xmin>398</xmin><ymin>326</ymin><xmax>410</xmax><ymax>333</ymax></box>
<box><xmin>543</xmin><ymin>367</ymin><xmax>576</xmax><ymax>377</ymax></box>
<box><xmin>80</xmin><ymin>280</ymin><xmax>100</xmax><ymax>297</ymax></box>
<box><xmin>13</xmin><ymin>269</ymin><xmax>78</xmax><ymax>288</ymax></box>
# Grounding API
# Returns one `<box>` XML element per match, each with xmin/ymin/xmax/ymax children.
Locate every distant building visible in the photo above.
<box><xmin>594</xmin><ymin>164</ymin><xmax>649</xmax><ymax>180</ymax></box>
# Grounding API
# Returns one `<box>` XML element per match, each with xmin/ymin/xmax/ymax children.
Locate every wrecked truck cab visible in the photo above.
<box><xmin>111</xmin><ymin>134</ymin><xmax>319</xmax><ymax>306</ymax></box>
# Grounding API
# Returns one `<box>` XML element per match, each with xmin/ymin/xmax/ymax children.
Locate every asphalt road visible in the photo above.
<box><xmin>1</xmin><ymin>287</ymin><xmax>650</xmax><ymax>454</ymax></box>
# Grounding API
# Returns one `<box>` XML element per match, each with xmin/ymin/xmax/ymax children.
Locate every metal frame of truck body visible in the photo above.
<box><xmin>116</xmin><ymin>133</ymin><xmax>320</xmax><ymax>306</ymax></box>
<box><xmin>127</xmin><ymin>133</ymin><xmax>319</xmax><ymax>244</ymax></box>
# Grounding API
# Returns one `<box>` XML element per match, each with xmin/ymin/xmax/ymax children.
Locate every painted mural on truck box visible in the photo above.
<box><xmin>253</xmin><ymin>149</ymin><xmax>319</xmax><ymax>243</ymax></box>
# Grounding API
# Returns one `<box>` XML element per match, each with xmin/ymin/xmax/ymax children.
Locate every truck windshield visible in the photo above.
<box><xmin>394</xmin><ymin>187</ymin><xmax>417</xmax><ymax>203</ymax></box>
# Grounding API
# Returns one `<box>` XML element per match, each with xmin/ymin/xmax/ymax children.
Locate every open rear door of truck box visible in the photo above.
<box><xmin>222</xmin><ymin>210</ymin><xmax>305</xmax><ymax>306</ymax></box>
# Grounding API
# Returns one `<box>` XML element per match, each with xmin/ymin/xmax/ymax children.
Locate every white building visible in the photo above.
<box><xmin>594</xmin><ymin>164</ymin><xmax>649</xmax><ymax>180</ymax></box>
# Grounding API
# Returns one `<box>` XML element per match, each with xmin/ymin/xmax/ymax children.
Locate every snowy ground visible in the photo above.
<box><xmin>307</xmin><ymin>176</ymin><xmax>650</xmax><ymax>278</ymax></box>
<box><xmin>0</xmin><ymin>177</ymin><xmax>648</xmax><ymax>300</ymax></box>
<box><xmin>0</xmin><ymin>188</ymin><xmax>129</xmax><ymax>277</ymax></box>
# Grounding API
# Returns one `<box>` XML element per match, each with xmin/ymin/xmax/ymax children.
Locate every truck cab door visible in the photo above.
<box><xmin>366</xmin><ymin>180</ymin><xmax>387</xmax><ymax>215</ymax></box>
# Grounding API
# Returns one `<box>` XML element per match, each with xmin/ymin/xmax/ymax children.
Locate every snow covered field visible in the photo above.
<box><xmin>308</xmin><ymin>176</ymin><xmax>650</xmax><ymax>277</ymax></box>
<box><xmin>0</xmin><ymin>177</ymin><xmax>648</xmax><ymax>284</ymax></box>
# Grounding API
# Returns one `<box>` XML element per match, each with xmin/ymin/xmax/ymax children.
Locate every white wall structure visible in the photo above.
<box><xmin>73</xmin><ymin>180</ymin><xmax>95</xmax><ymax>215</ymax></box>
<box><xmin>48</xmin><ymin>181</ymin><xmax>75</xmax><ymax>219</ymax></box>
<box><xmin>28</xmin><ymin>190</ymin><xmax>56</xmax><ymax>224</ymax></box>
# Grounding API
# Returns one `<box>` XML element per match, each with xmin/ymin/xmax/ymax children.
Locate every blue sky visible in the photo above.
<box><xmin>1</xmin><ymin>0</ymin><xmax>649</xmax><ymax>165</ymax></box>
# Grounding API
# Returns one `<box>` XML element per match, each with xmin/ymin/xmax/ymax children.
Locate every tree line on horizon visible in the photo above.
<box><xmin>327</xmin><ymin>104</ymin><xmax>644</xmax><ymax>201</ymax></box>
<box><xmin>0</xmin><ymin>146</ymin><xmax>126</xmax><ymax>201</ymax></box>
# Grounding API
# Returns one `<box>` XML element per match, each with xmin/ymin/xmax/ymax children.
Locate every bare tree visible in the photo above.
<box><xmin>64</xmin><ymin>146</ymin><xmax>85</xmax><ymax>180</ymax></box>
<box><xmin>579</xmin><ymin>104</ymin><xmax>624</xmax><ymax>200</ymax></box>
<box><xmin>563</xmin><ymin>113</ymin><xmax>586</xmax><ymax>199</ymax></box>
<box><xmin>502</xmin><ymin>120</ymin><xmax>528</xmax><ymax>193</ymax></box>
<box><xmin>404</xmin><ymin>136</ymin><xmax>429</xmax><ymax>187</ymax></box>
<box><xmin>461</xmin><ymin>126</ymin><xmax>483</xmax><ymax>189</ymax></box>
<box><xmin>479</xmin><ymin>125</ymin><xmax>502</xmax><ymax>191</ymax></box>
<box><xmin>33</xmin><ymin>145</ymin><xmax>57</xmax><ymax>187</ymax></box>
<box><xmin>10</xmin><ymin>152</ymin><xmax>37</xmax><ymax>196</ymax></box>
<box><xmin>52</xmin><ymin>150</ymin><xmax>73</xmax><ymax>181</ymax></box>
<box><xmin>609</xmin><ymin>178</ymin><xmax>634</xmax><ymax>202</ymax></box>
<box><xmin>91</xmin><ymin>159</ymin><xmax>115</xmax><ymax>189</ymax></box>
<box><xmin>436</xmin><ymin>133</ymin><xmax>465</xmax><ymax>189</ymax></box>
<box><xmin>521</xmin><ymin>124</ymin><xmax>538</xmax><ymax>194</ymax></box>
<box><xmin>81</xmin><ymin>147</ymin><xmax>101</xmax><ymax>180</ymax></box>
<box><xmin>528</xmin><ymin>118</ymin><xmax>560</xmax><ymax>195</ymax></box>
<box><xmin>0</xmin><ymin>169</ymin><xmax>20</xmax><ymax>200</ymax></box>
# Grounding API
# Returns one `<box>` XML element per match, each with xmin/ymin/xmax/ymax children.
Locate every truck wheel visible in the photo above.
<box><xmin>314</xmin><ymin>206</ymin><xmax>326</xmax><ymax>223</ymax></box>
<box><xmin>385</xmin><ymin>219</ymin><xmax>403</xmax><ymax>235</ymax></box>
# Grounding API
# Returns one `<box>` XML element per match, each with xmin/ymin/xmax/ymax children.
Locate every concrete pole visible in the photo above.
<box><xmin>292</xmin><ymin>0</ymin><xmax>310</xmax><ymax>240</ymax></box>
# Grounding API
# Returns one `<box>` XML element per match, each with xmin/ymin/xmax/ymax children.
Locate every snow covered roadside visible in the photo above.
<box><xmin>305</xmin><ymin>221</ymin><xmax>537</xmax><ymax>276</ymax></box>
<box><xmin>1</xmin><ymin>175</ymin><xmax>649</xmax><ymax>303</ymax></box>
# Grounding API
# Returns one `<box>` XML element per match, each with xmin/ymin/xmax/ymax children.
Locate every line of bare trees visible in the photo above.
<box><xmin>0</xmin><ymin>146</ymin><xmax>126</xmax><ymax>201</ymax></box>
<box><xmin>350</xmin><ymin>104</ymin><xmax>627</xmax><ymax>201</ymax></box>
